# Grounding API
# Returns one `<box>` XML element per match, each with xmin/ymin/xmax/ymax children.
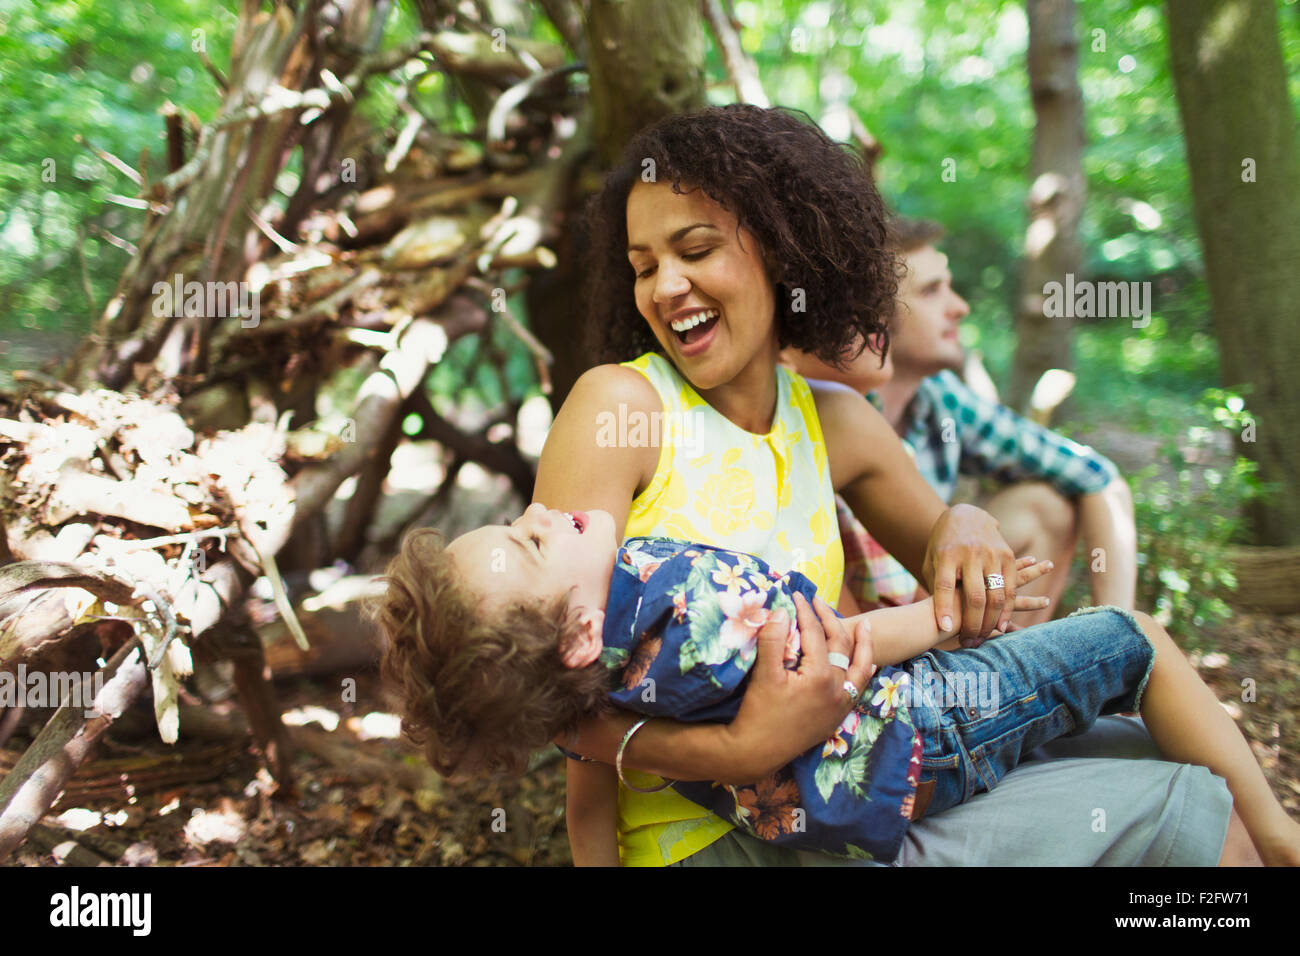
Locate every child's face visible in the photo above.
<box><xmin>445</xmin><ymin>505</ymin><xmax>619</xmax><ymax>664</ymax></box>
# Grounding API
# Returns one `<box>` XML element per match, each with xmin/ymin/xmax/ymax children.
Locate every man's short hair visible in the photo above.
<box><xmin>887</xmin><ymin>216</ymin><xmax>946</xmax><ymax>254</ymax></box>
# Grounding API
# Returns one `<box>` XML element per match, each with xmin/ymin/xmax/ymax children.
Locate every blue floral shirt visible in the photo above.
<box><xmin>597</xmin><ymin>536</ymin><xmax>923</xmax><ymax>862</ymax></box>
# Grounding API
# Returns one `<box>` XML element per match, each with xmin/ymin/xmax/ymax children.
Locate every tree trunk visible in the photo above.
<box><xmin>1007</xmin><ymin>0</ymin><xmax>1085</xmax><ymax>412</ymax></box>
<box><xmin>585</xmin><ymin>0</ymin><xmax>708</xmax><ymax>166</ymax></box>
<box><xmin>528</xmin><ymin>0</ymin><xmax>709</xmax><ymax>410</ymax></box>
<box><xmin>1166</xmin><ymin>0</ymin><xmax>1300</xmax><ymax>547</ymax></box>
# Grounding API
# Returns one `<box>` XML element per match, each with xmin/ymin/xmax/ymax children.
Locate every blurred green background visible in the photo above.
<box><xmin>2</xmin><ymin>0</ymin><xmax>1298</xmax><ymax>636</ymax></box>
<box><xmin>5</xmin><ymin>1</ymin><xmax>1299</xmax><ymax>412</ymax></box>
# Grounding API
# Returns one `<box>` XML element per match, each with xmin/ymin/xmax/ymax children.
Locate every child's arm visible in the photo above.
<box><xmin>565</xmin><ymin>758</ymin><xmax>621</xmax><ymax>867</ymax></box>
<box><xmin>848</xmin><ymin>557</ymin><xmax>1055</xmax><ymax>665</ymax></box>
<box><xmin>847</xmin><ymin>598</ymin><xmax>946</xmax><ymax>666</ymax></box>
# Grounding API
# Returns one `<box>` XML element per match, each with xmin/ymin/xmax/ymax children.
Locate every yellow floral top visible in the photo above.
<box><xmin>616</xmin><ymin>351</ymin><xmax>845</xmax><ymax>866</ymax></box>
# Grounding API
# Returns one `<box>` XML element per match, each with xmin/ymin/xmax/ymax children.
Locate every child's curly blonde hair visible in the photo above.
<box><xmin>365</xmin><ymin>527</ymin><xmax>612</xmax><ymax>778</ymax></box>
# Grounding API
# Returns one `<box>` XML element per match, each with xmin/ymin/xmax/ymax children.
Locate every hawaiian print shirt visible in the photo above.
<box><xmin>598</xmin><ymin>536</ymin><xmax>923</xmax><ymax>862</ymax></box>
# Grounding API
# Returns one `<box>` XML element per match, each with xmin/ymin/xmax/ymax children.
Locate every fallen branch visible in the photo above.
<box><xmin>0</xmin><ymin>637</ymin><xmax>147</xmax><ymax>859</ymax></box>
<box><xmin>43</xmin><ymin>467</ymin><xmax>195</xmax><ymax>532</ymax></box>
<box><xmin>847</xmin><ymin>108</ymin><xmax>884</xmax><ymax>179</ymax></box>
<box><xmin>486</xmin><ymin>63</ymin><xmax>583</xmax><ymax>164</ymax></box>
<box><xmin>225</xmin><ymin>625</ymin><xmax>292</xmax><ymax>788</ymax></box>
<box><xmin>290</xmin><ymin>723</ymin><xmax>440</xmax><ymax>794</ymax></box>
<box><xmin>207</xmin><ymin>33</ymin><xmax>439</xmax><ymax>137</ymax></box>
<box><xmin>0</xmin><ymin>705</ymin><xmax>23</xmax><ymax>750</ymax></box>
<box><xmin>406</xmin><ymin>387</ymin><xmax>535</xmax><ymax>503</ymax></box>
<box><xmin>263</xmin><ymin>302</ymin><xmax>488</xmax><ymax>564</ymax></box>
<box><xmin>24</xmin><ymin>824</ymin><xmax>114</xmax><ymax>866</ymax></box>
<box><xmin>463</xmin><ymin>276</ymin><xmax>553</xmax><ymax>393</ymax></box>
<box><xmin>99</xmin><ymin>528</ymin><xmax>240</xmax><ymax>553</ymax></box>
<box><xmin>197</xmin><ymin>47</ymin><xmax>230</xmax><ymax>93</ymax></box>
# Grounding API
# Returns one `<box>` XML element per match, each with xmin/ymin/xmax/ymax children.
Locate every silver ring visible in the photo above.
<box><xmin>984</xmin><ymin>573</ymin><xmax>1005</xmax><ymax>590</ymax></box>
<box><xmin>842</xmin><ymin>680</ymin><xmax>860</xmax><ymax>702</ymax></box>
<box><xmin>827</xmin><ymin>652</ymin><xmax>851</xmax><ymax>671</ymax></box>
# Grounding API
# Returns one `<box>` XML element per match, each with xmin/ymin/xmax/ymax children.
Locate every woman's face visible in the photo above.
<box><xmin>625</xmin><ymin>181</ymin><xmax>778</xmax><ymax>392</ymax></box>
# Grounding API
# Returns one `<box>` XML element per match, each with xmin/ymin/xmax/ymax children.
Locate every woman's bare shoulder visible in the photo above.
<box><xmin>535</xmin><ymin>363</ymin><xmax>663</xmax><ymax>511</ymax></box>
<box><xmin>563</xmin><ymin>362</ymin><xmax>662</xmax><ymax>418</ymax></box>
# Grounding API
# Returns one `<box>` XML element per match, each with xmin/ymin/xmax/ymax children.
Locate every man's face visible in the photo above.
<box><xmin>889</xmin><ymin>244</ymin><xmax>970</xmax><ymax>376</ymax></box>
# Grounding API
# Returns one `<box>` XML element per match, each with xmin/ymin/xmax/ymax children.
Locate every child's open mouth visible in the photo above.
<box><xmin>563</xmin><ymin>511</ymin><xmax>587</xmax><ymax>534</ymax></box>
<box><xmin>670</xmin><ymin>309</ymin><xmax>719</xmax><ymax>346</ymax></box>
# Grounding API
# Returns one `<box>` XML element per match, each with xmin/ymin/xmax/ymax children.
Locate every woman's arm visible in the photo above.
<box><xmin>846</xmin><ymin>557</ymin><xmax>1058</xmax><ymax>665</ymax></box>
<box><xmin>810</xmin><ymin>380</ymin><xmax>1020</xmax><ymax>644</ymax></box>
<box><xmin>532</xmin><ymin>364</ymin><xmax>661</xmax><ymax>540</ymax></box>
<box><xmin>537</xmin><ymin>367</ymin><xmax>874</xmax><ymax>785</ymax></box>
<box><xmin>558</xmin><ymin>596</ymin><xmax>877</xmax><ymax>784</ymax></box>
<box><xmin>565</xmin><ymin>759</ymin><xmax>621</xmax><ymax>866</ymax></box>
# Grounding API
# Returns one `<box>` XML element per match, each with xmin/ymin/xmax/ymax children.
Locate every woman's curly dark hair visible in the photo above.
<box><xmin>365</xmin><ymin>528</ymin><xmax>611</xmax><ymax>779</ymax></box>
<box><xmin>582</xmin><ymin>103</ymin><xmax>899</xmax><ymax>372</ymax></box>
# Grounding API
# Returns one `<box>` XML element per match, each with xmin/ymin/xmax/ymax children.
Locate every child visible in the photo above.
<box><xmin>371</xmin><ymin>504</ymin><xmax>1300</xmax><ymax>866</ymax></box>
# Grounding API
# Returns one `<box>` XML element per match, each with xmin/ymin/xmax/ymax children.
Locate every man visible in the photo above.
<box><xmin>778</xmin><ymin>220</ymin><xmax>1258</xmax><ymax>866</ymax></box>
<box><xmin>850</xmin><ymin>218</ymin><xmax>1137</xmax><ymax>622</ymax></box>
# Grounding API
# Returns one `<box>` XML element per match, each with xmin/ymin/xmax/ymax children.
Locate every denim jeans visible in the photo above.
<box><xmin>672</xmin><ymin>605</ymin><xmax>1235</xmax><ymax>867</ymax></box>
<box><xmin>909</xmin><ymin>605</ymin><xmax>1155</xmax><ymax>815</ymax></box>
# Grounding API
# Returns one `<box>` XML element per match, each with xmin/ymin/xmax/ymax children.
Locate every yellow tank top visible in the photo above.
<box><xmin>616</xmin><ymin>352</ymin><xmax>845</xmax><ymax>866</ymax></box>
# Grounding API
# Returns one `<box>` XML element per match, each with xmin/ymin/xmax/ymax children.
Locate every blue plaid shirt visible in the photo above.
<box><xmin>871</xmin><ymin>370</ymin><xmax>1119</xmax><ymax>502</ymax></box>
<box><xmin>842</xmin><ymin>371</ymin><xmax>1120</xmax><ymax>607</ymax></box>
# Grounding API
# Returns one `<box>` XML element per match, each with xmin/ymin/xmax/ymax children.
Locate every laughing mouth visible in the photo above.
<box><xmin>563</xmin><ymin>511</ymin><xmax>586</xmax><ymax>534</ymax></box>
<box><xmin>670</xmin><ymin>309</ymin><xmax>719</xmax><ymax>345</ymax></box>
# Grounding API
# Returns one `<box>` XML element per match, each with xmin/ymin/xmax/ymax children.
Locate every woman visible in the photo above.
<box><xmin>534</xmin><ymin>105</ymin><xmax>1237</xmax><ymax>867</ymax></box>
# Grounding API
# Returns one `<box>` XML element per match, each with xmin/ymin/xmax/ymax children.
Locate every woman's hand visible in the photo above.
<box><xmin>922</xmin><ymin>503</ymin><xmax>1019</xmax><ymax>645</ymax></box>
<box><xmin>725</xmin><ymin>592</ymin><xmax>876</xmax><ymax>781</ymax></box>
<box><xmin>954</xmin><ymin>555</ymin><xmax>1055</xmax><ymax>642</ymax></box>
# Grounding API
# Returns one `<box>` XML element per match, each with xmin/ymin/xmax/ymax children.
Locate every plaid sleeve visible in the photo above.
<box><xmin>930</xmin><ymin>372</ymin><xmax>1120</xmax><ymax>497</ymax></box>
<box><xmin>835</xmin><ymin>496</ymin><xmax>921</xmax><ymax>609</ymax></box>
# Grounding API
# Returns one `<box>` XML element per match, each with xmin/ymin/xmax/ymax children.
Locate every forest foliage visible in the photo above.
<box><xmin>2</xmin><ymin>0</ymin><xmax>1299</xmax><ymax>638</ymax></box>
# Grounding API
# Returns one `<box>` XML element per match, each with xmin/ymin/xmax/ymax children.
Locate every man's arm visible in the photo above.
<box><xmin>932</xmin><ymin>372</ymin><xmax>1137</xmax><ymax>610</ymax></box>
<box><xmin>938</xmin><ymin>370</ymin><xmax>1122</xmax><ymax>502</ymax></box>
<box><xmin>566</xmin><ymin>759</ymin><xmax>620</xmax><ymax>867</ymax></box>
<box><xmin>1077</xmin><ymin>476</ymin><xmax>1137</xmax><ymax>608</ymax></box>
